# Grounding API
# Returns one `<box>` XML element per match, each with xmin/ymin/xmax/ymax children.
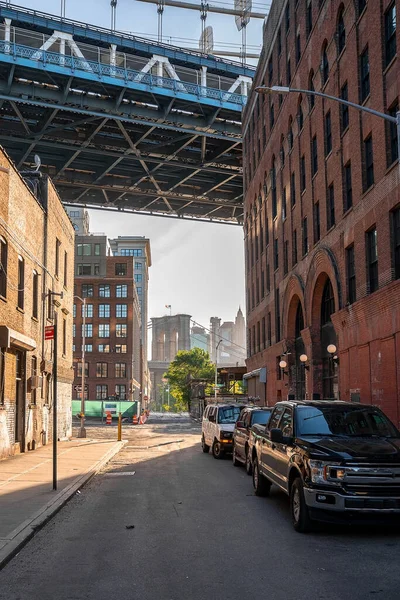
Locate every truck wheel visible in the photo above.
<box><xmin>290</xmin><ymin>478</ymin><xmax>312</xmax><ymax>533</ymax></box>
<box><xmin>252</xmin><ymin>458</ymin><xmax>271</xmax><ymax>497</ymax></box>
<box><xmin>212</xmin><ymin>440</ymin><xmax>224</xmax><ymax>459</ymax></box>
<box><xmin>245</xmin><ymin>447</ymin><xmax>252</xmax><ymax>475</ymax></box>
<box><xmin>232</xmin><ymin>443</ymin><xmax>241</xmax><ymax>466</ymax></box>
<box><xmin>201</xmin><ymin>436</ymin><xmax>210</xmax><ymax>453</ymax></box>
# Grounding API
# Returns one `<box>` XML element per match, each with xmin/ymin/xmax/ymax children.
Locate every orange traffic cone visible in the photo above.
<box><xmin>132</xmin><ymin>414</ymin><xmax>138</xmax><ymax>425</ymax></box>
<box><xmin>106</xmin><ymin>412</ymin><xmax>112</xmax><ymax>425</ymax></box>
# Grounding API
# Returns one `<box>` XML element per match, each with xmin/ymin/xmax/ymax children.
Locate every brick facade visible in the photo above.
<box><xmin>0</xmin><ymin>148</ymin><xmax>74</xmax><ymax>459</ymax></box>
<box><xmin>243</xmin><ymin>0</ymin><xmax>400</xmax><ymax>425</ymax></box>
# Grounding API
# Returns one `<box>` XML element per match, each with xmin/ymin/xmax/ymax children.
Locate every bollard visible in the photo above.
<box><xmin>118</xmin><ymin>412</ymin><xmax>122</xmax><ymax>441</ymax></box>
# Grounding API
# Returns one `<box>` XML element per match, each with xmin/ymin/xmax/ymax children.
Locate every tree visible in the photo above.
<box><xmin>163</xmin><ymin>348</ymin><xmax>215</xmax><ymax>411</ymax></box>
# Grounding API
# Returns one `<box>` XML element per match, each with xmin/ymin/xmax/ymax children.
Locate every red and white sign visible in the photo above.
<box><xmin>45</xmin><ymin>325</ymin><xmax>54</xmax><ymax>340</ymax></box>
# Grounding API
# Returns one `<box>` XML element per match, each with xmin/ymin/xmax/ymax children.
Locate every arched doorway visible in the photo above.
<box><xmin>320</xmin><ymin>279</ymin><xmax>338</xmax><ymax>399</ymax></box>
<box><xmin>294</xmin><ymin>303</ymin><xmax>306</xmax><ymax>399</ymax></box>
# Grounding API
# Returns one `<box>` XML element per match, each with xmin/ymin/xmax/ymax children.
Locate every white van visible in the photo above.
<box><xmin>201</xmin><ymin>404</ymin><xmax>244</xmax><ymax>459</ymax></box>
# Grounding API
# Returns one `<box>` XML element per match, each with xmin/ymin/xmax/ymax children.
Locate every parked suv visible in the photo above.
<box><xmin>202</xmin><ymin>403</ymin><xmax>245</xmax><ymax>459</ymax></box>
<box><xmin>251</xmin><ymin>400</ymin><xmax>400</xmax><ymax>532</ymax></box>
<box><xmin>233</xmin><ymin>407</ymin><xmax>272</xmax><ymax>474</ymax></box>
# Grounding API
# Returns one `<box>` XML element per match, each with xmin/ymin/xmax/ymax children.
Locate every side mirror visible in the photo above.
<box><xmin>236</xmin><ymin>421</ymin><xmax>246</xmax><ymax>429</ymax></box>
<box><xmin>270</xmin><ymin>428</ymin><xmax>284</xmax><ymax>444</ymax></box>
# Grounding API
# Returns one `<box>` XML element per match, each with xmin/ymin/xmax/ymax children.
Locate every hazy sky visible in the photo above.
<box><xmin>18</xmin><ymin>0</ymin><xmax>264</xmax><ymax>331</ymax></box>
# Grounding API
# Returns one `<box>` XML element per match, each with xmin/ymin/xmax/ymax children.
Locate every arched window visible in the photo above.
<box><xmin>280</xmin><ymin>135</ymin><xmax>285</xmax><ymax>167</ymax></box>
<box><xmin>308</xmin><ymin>69</ymin><xmax>315</xmax><ymax>109</ymax></box>
<box><xmin>321</xmin><ymin>279</ymin><xmax>335</xmax><ymax>326</ymax></box>
<box><xmin>321</xmin><ymin>42</ymin><xmax>329</xmax><ymax>85</ymax></box>
<box><xmin>271</xmin><ymin>157</ymin><xmax>277</xmax><ymax>218</ymax></box>
<box><xmin>288</xmin><ymin>116</ymin><xmax>294</xmax><ymax>150</ymax></box>
<box><xmin>337</xmin><ymin>6</ymin><xmax>346</xmax><ymax>54</ymax></box>
<box><xmin>297</xmin><ymin>95</ymin><xmax>304</xmax><ymax>131</ymax></box>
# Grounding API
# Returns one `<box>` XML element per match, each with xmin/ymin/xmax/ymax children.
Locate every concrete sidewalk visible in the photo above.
<box><xmin>0</xmin><ymin>437</ymin><xmax>125</xmax><ymax>568</ymax></box>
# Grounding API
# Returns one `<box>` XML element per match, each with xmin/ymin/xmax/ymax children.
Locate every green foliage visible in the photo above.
<box><xmin>164</xmin><ymin>348</ymin><xmax>215</xmax><ymax>410</ymax></box>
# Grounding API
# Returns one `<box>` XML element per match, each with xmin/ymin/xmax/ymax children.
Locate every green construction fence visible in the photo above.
<box><xmin>72</xmin><ymin>400</ymin><xmax>139</xmax><ymax>419</ymax></box>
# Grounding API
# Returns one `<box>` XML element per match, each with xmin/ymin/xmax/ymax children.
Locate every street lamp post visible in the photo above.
<box><xmin>214</xmin><ymin>339</ymin><xmax>222</xmax><ymax>402</ymax></box>
<box><xmin>255</xmin><ymin>85</ymin><xmax>400</xmax><ymax>169</ymax></box>
<box><xmin>74</xmin><ymin>295</ymin><xmax>86</xmax><ymax>438</ymax></box>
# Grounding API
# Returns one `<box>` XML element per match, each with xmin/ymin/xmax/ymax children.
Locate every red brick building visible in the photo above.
<box><xmin>73</xmin><ymin>235</ymin><xmax>141</xmax><ymax>404</ymax></box>
<box><xmin>243</xmin><ymin>0</ymin><xmax>400</xmax><ymax>426</ymax></box>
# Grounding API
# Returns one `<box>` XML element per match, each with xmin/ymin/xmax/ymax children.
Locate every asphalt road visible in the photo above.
<box><xmin>1</xmin><ymin>415</ymin><xmax>400</xmax><ymax>600</ymax></box>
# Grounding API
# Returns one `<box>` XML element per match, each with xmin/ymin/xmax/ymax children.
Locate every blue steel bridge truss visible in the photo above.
<box><xmin>0</xmin><ymin>2</ymin><xmax>255</xmax><ymax>224</ymax></box>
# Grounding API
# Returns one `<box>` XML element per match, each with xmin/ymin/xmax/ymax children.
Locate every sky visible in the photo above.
<box><xmin>17</xmin><ymin>0</ymin><xmax>266</xmax><ymax>332</ymax></box>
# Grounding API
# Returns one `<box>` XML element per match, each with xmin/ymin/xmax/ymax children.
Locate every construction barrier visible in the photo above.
<box><xmin>132</xmin><ymin>414</ymin><xmax>138</xmax><ymax>425</ymax></box>
<box><xmin>106</xmin><ymin>412</ymin><xmax>112</xmax><ymax>425</ymax></box>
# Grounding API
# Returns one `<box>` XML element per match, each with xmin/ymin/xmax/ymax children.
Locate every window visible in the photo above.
<box><xmin>340</xmin><ymin>82</ymin><xmax>349</xmax><ymax>132</ymax></box>
<box><xmin>313</xmin><ymin>202</ymin><xmax>321</xmax><ymax>243</ymax></box>
<box><xmin>292</xmin><ymin>229</ymin><xmax>298</xmax><ymax>265</ymax></box>
<box><xmin>0</xmin><ymin>237</ymin><xmax>7</xmax><ymax>298</ymax></box>
<box><xmin>98</xmin><ymin>304</ymin><xmax>110</xmax><ymax>318</ymax></box>
<box><xmin>135</xmin><ymin>262</ymin><xmax>142</xmax><ymax>270</ymax></box>
<box><xmin>280</xmin><ymin>408</ymin><xmax>293</xmax><ymax>437</ymax></box>
<box><xmin>302</xmin><ymin>217</ymin><xmax>308</xmax><ymax>256</ymax></box>
<box><xmin>115</xmin><ymin>344</ymin><xmax>127</xmax><ymax>353</ymax></box>
<box><xmin>366</xmin><ymin>227</ymin><xmax>378</xmax><ymax>293</ymax></box>
<box><xmin>116</xmin><ymin>324</ymin><xmax>127</xmax><ymax>338</ymax></box>
<box><xmin>321</xmin><ymin>279</ymin><xmax>335</xmax><ymax>326</ymax></box>
<box><xmin>17</xmin><ymin>256</ymin><xmax>24</xmax><ymax>310</ymax></box>
<box><xmin>99</xmin><ymin>285</ymin><xmax>110</xmax><ymax>298</ymax></box>
<box><xmin>327</xmin><ymin>184</ymin><xmax>335</xmax><ymax>229</ymax></box>
<box><xmin>84</xmin><ymin>344</ymin><xmax>93</xmax><ymax>353</ymax></box>
<box><xmin>116</xmin><ymin>304</ymin><xmax>128</xmax><ymax>318</ymax></box>
<box><xmin>346</xmin><ymin>245</ymin><xmax>356</xmax><ymax>304</ymax></box>
<box><xmin>364</xmin><ymin>135</ymin><xmax>374</xmax><ymax>190</ymax></box>
<box><xmin>115</xmin><ymin>385</ymin><xmax>126</xmax><ymax>400</ymax></box>
<box><xmin>278</xmin><ymin>27</ymin><xmax>282</xmax><ymax>55</ymax></box>
<box><xmin>324</xmin><ymin>111</ymin><xmax>332</xmax><ymax>155</ymax></box>
<box><xmin>261</xmin><ymin>270</ymin><xmax>265</xmax><ymax>298</ymax></box>
<box><xmin>47</xmin><ymin>288</ymin><xmax>53</xmax><ymax>320</ymax></box>
<box><xmin>271</xmin><ymin>162</ymin><xmax>277</xmax><ymax>218</ymax></box>
<box><xmin>82</xmin><ymin>323</ymin><xmax>93</xmax><ymax>338</ymax></box>
<box><xmin>321</xmin><ymin>43</ymin><xmax>329</xmax><ymax>84</ymax></box>
<box><xmin>77</xmin><ymin>361</ymin><xmax>89</xmax><ymax>378</ymax></box>
<box><xmin>256</xmin><ymin>277</ymin><xmax>260</xmax><ymax>304</ymax></box>
<box><xmin>391</xmin><ymin>206</ymin><xmax>400</xmax><ymax>279</ymax></box>
<box><xmin>274</xmin><ymin>238</ymin><xmax>279</xmax><ymax>270</ymax></box>
<box><xmin>82</xmin><ymin>284</ymin><xmax>94</xmax><ymax>298</ymax></box>
<box><xmin>77</xmin><ymin>264</ymin><xmax>91</xmax><ymax>276</ymax></box>
<box><xmin>308</xmin><ymin>70</ymin><xmax>315</xmax><ymax>109</ymax></box>
<box><xmin>358</xmin><ymin>0</ymin><xmax>366</xmax><ymax>16</ymax></box>
<box><xmin>73</xmin><ymin>304</ymin><xmax>76</xmax><ymax>318</ymax></box>
<box><xmin>136</xmin><ymin>286</ymin><xmax>142</xmax><ymax>295</ymax></box>
<box><xmin>62</xmin><ymin>318</ymin><xmax>66</xmax><ymax>355</ymax></box>
<box><xmin>31</xmin><ymin>356</ymin><xmax>37</xmax><ymax>405</ymax></box>
<box><xmin>32</xmin><ymin>271</ymin><xmax>38</xmax><ymax>319</ymax></box>
<box><xmin>298</xmin><ymin>102</ymin><xmax>304</xmax><ymax>131</ymax></box>
<box><xmin>387</xmin><ymin>103</ymin><xmax>399</xmax><ymax>166</ymax></box>
<box><xmin>94</xmin><ymin>264</ymin><xmax>100</xmax><ymax>276</ymax></box>
<box><xmin>77</xmin><ymin>244</ymin><xmax>91</xmax><ymax>256</ymax></box>
<box><xmin>96</xmin><ymin>384</ymin><xmax>108</xmax><ymax>400</ymax></box>
<box><xmin>94</xmin><ymin>243</ymin><xmax>101</xmax><ymax>256</ymax></box>
<box><xmin>261</xmin><ymin>316</ymin><xmax>266</xmax><ymax>350</ymax></box>
<box><xmin>337</xmin><ymin>8</ymin><xmax>346</xmax><ymax>54</ymax></box>
<box><xmin>73</xmin><ymin>323</ymin><xmax>76</xmax><ymax>338</ymax></box>
<box><xmin>266</xmin><ymin>264</ymin><xmax>270</xmax><ymax>292</ymax></box>
<box><xmin>256</xmin><ymin>321</ymin><xmax>260</xmax><ymax>353</ymax></box>
<box><xmin>344</xmin><ymin>162</ymin><xmax>353</xmax><ymax>211</ymax></box>
<box><xmin>99</xmin><ymin>324</ymin><xmax>110</xmax><ymax>338</ymax></box>
<box><xmin>286</xmin><ymin>59</ymin><xmax>291</xmax><ymax>86</ymax></box>
<box><xmin>55</xmin><ymin>239</ymin><xmax>60</xmax><ymax>277</ymax></box>
<box><xmin>306</xmin><ymin>1</ymin><xmax>312</xmax><ymax>37</ymax></box>
<box><xmin>275</xmin><ymin>290</ymin><xmax>281</xmax><ymax>342</ymax></box>
<box><xmin>291</xmin><ymin>172</ymin><xmax>296</xmax><ymax>206</ymax></box>
<box><xmin>267</xmin><ymin>312</ymin><xmax>272</xmax><ymax>346</ymax></box>
<box><xmin>116</xmin><ymin>284</ymin><xmax>128</xmax><ymax>298</ymax></box>
<box><xmin>284</xmin><ymin>240</ymin><xmax>289</xmax><ymax>275</ymax></box>
<box><xmin>300</xmin><ymin>155</ymin><xmax>306</xmax><ymax>192</ymax></box>
<box><xmin>96</xmin><ymin>362</ymin><xmax>108</xmax><ymax>378</ymax></box>
<box><xmin>270</xmin><ymin>102</ymin><xmax>275</xmax><ymax>129</ymax></box>
<box><xmin>268</xmin><ymin>58</ymin><xmax>273</xmax><ymax>84</ymax></box>
<box><xmin>82</xmin><ymin>304</ymin><xmax>93</xmax><ymax>318</ymax></box>
<box><xmin>311</xmin><ymin>135</ymin><xmax>318</xmax><ymax>176</ymax></box>
<box><xmin>288</xmin><ymin>118</ymin><xmax>293</xmax><ymax>150</ymax></box>
<box><xmin>115</xmin><ymin>263</ymin><xmax>127</xmax><ymax>276</ymax></box>
<box><xmin>360</xmin><ymin>47</ymin><xmax>370</xmax><ymax>102</ymax></box>
<box><xmin>63</xmin><ymin>251</ymin><xmax>68</xmax><ymax>287</ymax></box>
<box><xmin>265</xmin><ymin>216</ymin><xmax>269</xmax><ymax>246</ymax></box>
<box><xmin>115</xmin><ymin>363</ymin><xmax>126</xmax><ymax>379</ymax></box>
<box><xmin>296</xmin><ymin>33</ymin><xmax>301</xmax><ymax>64</ymax></box>
<box><xmin>134</xmin><ymin>274</ymin><xmax>142</xmax><ymax>283</ymax></box>
<box><xmin>98</xmin><ymin>344</ymin><xmax>110</xmax><ymax>353</ymax></box>
<box><xmin>385</xmin><ymin>3</ymin><xmax>396</xmax><ymax>66</ymax></box>
<box><xmin>282</xmin><ymin>187</ymin><xmax>287</xmax><ymax>220</ymax></box>
<box><xmin>285</xmin><ymin>2</ymin><xmax>290</xmax><ymax>33</ymax></box>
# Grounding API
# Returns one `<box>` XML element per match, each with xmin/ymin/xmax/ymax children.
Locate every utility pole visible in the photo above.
<box><xmin>214</xmin><ymin>339</ymin><xmax>222</xmax><ymax>401</ymax></box>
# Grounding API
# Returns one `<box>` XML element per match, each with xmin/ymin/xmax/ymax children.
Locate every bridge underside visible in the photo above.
<box><xmin>0</xmin><ymin>55</ymin><xmax>244</xmax><ymax>224</ymax></box>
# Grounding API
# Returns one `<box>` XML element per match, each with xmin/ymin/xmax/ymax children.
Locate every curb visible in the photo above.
<box><xmin>0</xmin><ymin>440</ymin><xmax>126</xmax><ymax>570</ymax></box>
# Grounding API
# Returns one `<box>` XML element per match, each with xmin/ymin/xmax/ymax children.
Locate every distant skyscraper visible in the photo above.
<box><xmin>190</xmin><ymin>326</ymin><xmax>210</xmax><ymax>352</ymax></box>
<box><xmin>209</xmin><ymin>308</ymin><xmax>246</xmax><ymax>366</ymax></box>
<box><xmin>109</xmin><ymin>236</ymin><xmax>151</xmax><ymax>397</ymax></box>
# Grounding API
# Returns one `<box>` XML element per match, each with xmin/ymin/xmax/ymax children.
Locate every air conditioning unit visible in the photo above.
<box><xmin>30</xmin><ymin>376</ymin><xmax>43</xmax><ymax>389</ymax></box>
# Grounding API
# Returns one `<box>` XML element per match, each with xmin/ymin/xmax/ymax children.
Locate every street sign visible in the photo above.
<box><xmin>74</xmin><ymin>384</ymin><xmax>88</xmax><ymax>392</ymax></box>
<box><xmin>45</xmin><ymin>325</ymin><xmax>54</xmax><ymax>340</ymax></box>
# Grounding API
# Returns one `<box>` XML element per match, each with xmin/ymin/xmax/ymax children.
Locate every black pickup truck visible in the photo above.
<box><xmin>251</xmin><ymin>400</ymin><xmax>400</xmax><ymax>532</ymax></box>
